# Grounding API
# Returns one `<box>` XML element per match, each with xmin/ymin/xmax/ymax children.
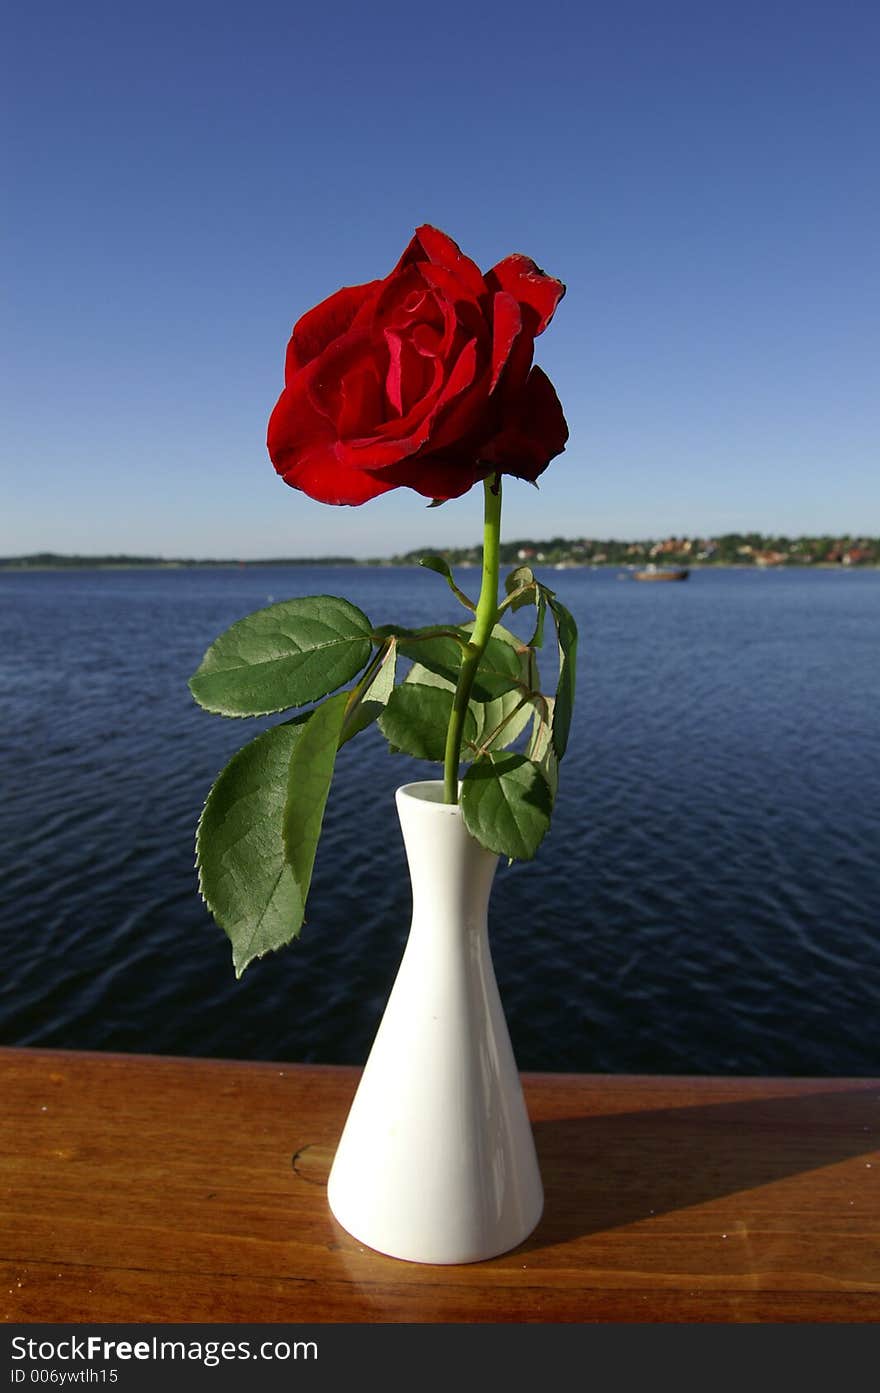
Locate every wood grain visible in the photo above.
<box><xmin>1</xmin><ymin>1048</ymin><xmax>877</xmax><ymax>1323</ymax></box>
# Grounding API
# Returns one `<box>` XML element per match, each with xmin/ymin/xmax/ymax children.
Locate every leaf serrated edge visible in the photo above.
<box><xmin>194</xmin><ymin>718</ymin><xmax>308</xmax><ymax>975</ymax></box>
<box><xmin>461</xmin><ymin>754</ymin><xmax>552</xmax><ymax>861</ymax></box>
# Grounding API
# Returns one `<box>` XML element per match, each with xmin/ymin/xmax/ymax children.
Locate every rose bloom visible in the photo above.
<box><xmin>267</xmin><ymin>225</ymin><xmax>567</xmax><ymax>505</ymax></box>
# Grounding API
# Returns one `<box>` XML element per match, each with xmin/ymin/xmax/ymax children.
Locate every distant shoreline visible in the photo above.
<box><xmin>4</xmin><ymin>531</ymin><xmax>879</xmax><ymax>575</ymax></box>
<box><xmin>0</xmin><ymin>556</ymin><xmax>362</xmax><ymax>572</ymax></box>
<box><xmin>2</xmin><ymin>555</ymin><xmax>877</xmax><ymax>573</ymax></box>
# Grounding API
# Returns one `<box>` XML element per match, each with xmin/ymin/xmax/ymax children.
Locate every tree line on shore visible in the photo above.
<box><xmin>2</xmin><ymin>534</ymin><xmax>877</xmax><ymax>570</ymax></box>
<box><xmin>393</xmin><ymin>532</ymin><xmax>879</xmax><ymax>568</ymax></box>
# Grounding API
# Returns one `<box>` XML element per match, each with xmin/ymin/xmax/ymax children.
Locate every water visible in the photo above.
<box><xmin>1</xmin><ymin>564</ymin><xmax>878</xmax><ymax>1076</ymax></box>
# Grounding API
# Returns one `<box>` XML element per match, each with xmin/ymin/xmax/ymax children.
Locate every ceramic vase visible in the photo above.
<box><xmin>326</xmin><ymin>779</ymin><xmax>543</xmax><ymax>1264</ymax></box>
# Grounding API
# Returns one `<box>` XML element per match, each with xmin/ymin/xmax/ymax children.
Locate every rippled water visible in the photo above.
<box><xmin>1</xmin><ymin>564</ymin><xmax>878</xmax><ymax>1075</ymax></box>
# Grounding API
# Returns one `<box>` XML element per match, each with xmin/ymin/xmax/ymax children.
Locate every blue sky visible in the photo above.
<box><xmin>4</xmin><ymin>0</ymin><xmax>878</xmax><ymax>557</ymax></box>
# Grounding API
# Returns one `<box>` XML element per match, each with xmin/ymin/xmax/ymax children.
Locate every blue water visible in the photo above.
<box><xmin>1</xmin><ymin>564</ymin><xmax>878</xmax><ymax>1075</ymax></box>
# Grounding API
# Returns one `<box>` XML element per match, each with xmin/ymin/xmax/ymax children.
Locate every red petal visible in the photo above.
<box><xmin>364</xmin><ymin>263</ymin><xmax>431</xmax><ymax>335</ymax></box>
<box><xmin>380</xmin><ymin>449</ymin><xmax>488</xmax><ymax>501</ymax></box>
<box><xmin>382</xmin><ymin>324</ymin><xmax>443</xmax><ymax>418</ymax></box>
<box><xmin>495</xmin><ymin>316</ymin><xmax>533</xmax><ymax>400</ymax></box>
<box><xmin>338</xmin><ymin>360</ymin><xmax>385</xmax><ymax>437</ymax></box>
<box><xmin>489</xmin><ymin>291</ymin><xmax>521</xmax><ymax>392</ymax></box>
<box><xmin>384</xmin><ymin>329</ymin><xmax>404</xmax><ymax>415</ymax></box>
<box><xmin>274</xmin><ymin>440</ymin><xmax>399</xmax><ymax>506</ymax></box>
<box><xmin>411</xmin><ymin>322</ymin><xmax>442</xmax><ymax>356</ymax></box>
<box><xmin>285</xmin><ymin>280</ymin><xmax>381</xmax><ymax>380</ymax></box>
<box><xmin>335</xmin><ymin>337</ymin><xmax>480</xmax><ymax>471</ymax></box>
<box><xmin>267</xmin><ymin>375</ymin><xmax>333</xmax><ymax>464</ymax></box>
<box><xmin>485</xmin><ymin>255</ymin><xmax>565</xmax><ymax>336</ymax></box>
<box><xmin>419</xmin><ymin>262</ymin><xmax>486</xmax><ymax>328</ymax></box>
<box><xmin>480</xmin><ymin>366</ymin><xmax>568</xmax><ymax>481</ymax></box>
<box><xmin>305</xmin><ymin>328</ymin><xmax>382</xmax><ymax>425</ymax></box>
<box><xmin>427</xmin><ymin>362</ymin><xmax>493</xmax><ymax>454</ymax></box>
<box><xmin>432</xmin><ymin>335</ymin><xmax>479</xmax><ymax>410</ymax></box>
<box><xmin>398</xmin><ymin>334</ymin><xmax>444</xmax><ymax>415</ymax></box>
<box><xmin>406</xmin><ymin>335</ymin><xmax>483</xmax><ymax>452</ymax></box>
<box><xmin>395</xmin><ymin>225</ymin><xmax>487</xmax><ymax>300</ymax></box>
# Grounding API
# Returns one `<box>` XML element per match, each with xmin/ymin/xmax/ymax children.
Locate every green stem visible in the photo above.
<box><xmin>443</xmin><ymin>474</ymin><xmax>502</xmax><ymax>803</ymax></box>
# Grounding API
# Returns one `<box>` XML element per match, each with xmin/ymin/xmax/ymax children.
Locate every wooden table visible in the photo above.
<box><xmin>1</xmin><ymin>1049</ymin><xmax>877</xmax><ymax>1323</ymax></box>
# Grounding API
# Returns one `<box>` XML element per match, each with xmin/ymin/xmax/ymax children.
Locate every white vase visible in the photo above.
<box><xmin>327</xmin><ymin>779</ymin><xmax>543</xmax><ymax>1264</ymax></box>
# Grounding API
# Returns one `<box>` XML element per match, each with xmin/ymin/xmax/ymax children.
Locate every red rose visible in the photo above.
<box><xmin>267</xmin><ymin>225</ymin><xmax>567</xmax><ymax>505</ymax></box>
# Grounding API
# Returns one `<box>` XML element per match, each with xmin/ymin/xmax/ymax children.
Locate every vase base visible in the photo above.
<box><xmin>327</xmin><ymin>1189</ymin><xmax>544</xmax><ymax>1266</ymax></box>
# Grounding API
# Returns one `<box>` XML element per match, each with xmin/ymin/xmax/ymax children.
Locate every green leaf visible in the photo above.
<box><xmin>529</xmin><ymin>697</ymin><xmax>559</xmax><ymax>799</ymax></box>
<box><xmin>460</xmin><ymin>753</ymin><xmax>554</xmax><ymax>861</ymax></box>
<box><xmin>189</xmin><ymin>595</ymin><xmax>373</xmax><ymax>717</ymax></box>
<box><xmin>282</xmin><ymin>691</ymin><xmax>348</xmax><ymax>923</ymax></box>
<box><xmin>339</xmin><ymin>639</ymin><xmax>397</xmax><ymax>746</ymax></box>
<box><xmin>463</xmin><ymin>622</ymin><xmax>536</xmax><ymax>751</ymax></box>
<box><xmin>420</xmin><ymin>554</ymin><xmax>454</xmax><ymax>579</ymax></box>
<box><xmin>395</xmin><ymin>626</ymin><xmax>469</xmax><ymax>683</ymax></box>
<box><xmin>402</xmin><ymin>661</ymin><xmax>530</xmax><ymax>760</ymax></box>
<box><xmin>528</xmin><ymin>588</ymin><xmax>547</xmax><ymax>649</ymax></box>
<box><xmin>544</xmin><ymin>592</ymin><xmax>578</xmax><ymax>759</ymax></box>
<box><xmin>470</xmin><ymin>624</ymin><xmax>531</xmax><ymax>701</ymax></box>
<box><xmin>196</xmin><ymin>718</ymin><xmax>309</xmax><ymax>978</ymax></box>
<box><xmin>397</xmin><ymin>622</ymin><xmax>527</xmax><ymax>702</ymax></box>
<box><xmin>503</xmin><ymin>565</ymin><xmax>538</xmax><ymax>612</ymax></box>
<box><xmin>505</xmin><ymin>564</ymin><xmax>537</xmax><ymax>593</ymax></box>
<box><xmin>419</xmin><ymin>555</ymin><xmax>476</xmax><ymax>612</ymax></box>
<box><xmin>379</xmin><ymin>683</ymin><xmax>476</xmax><ymax>762</ymax></box>
<box><xmin>501</xmin><ymin>565</ymin><xmax>547</xmax><ymax>649</ymax></box>
<box><xmin>469</xmin><ymin>689</ymin><xmax>533</xmax><ymax>755</ymax></box>
<box><xmin>529</xmin><ymin>695</ymin><xmax>554</xmax><ymax>762</ymax></box>
<box><xmin>401</xmin><ymin>660</ymin><xmax>453</xmax><ymax>694</ymax></box>
<box><xmin>541</xmin><ymin>745</ymin><xmax>560</xmax><ymax>800</ymax></box>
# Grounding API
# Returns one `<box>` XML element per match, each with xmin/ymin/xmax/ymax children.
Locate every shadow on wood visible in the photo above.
<box><xmin>528</xmin><ymin>1084</ymin><xmax>880</xmax><ymax>1249</ymax></box>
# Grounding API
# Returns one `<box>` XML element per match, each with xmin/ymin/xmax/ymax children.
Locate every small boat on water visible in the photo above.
<box><xmin>633</xmin><ymin>565</ymin><xmax>690</xmax><ymax>582</ymax></box>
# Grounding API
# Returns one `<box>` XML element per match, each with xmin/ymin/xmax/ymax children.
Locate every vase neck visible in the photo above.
<box><xmin>395</xmin><ymin>783</ymin><xmax>499</xmax><ymax>939</ymax></box>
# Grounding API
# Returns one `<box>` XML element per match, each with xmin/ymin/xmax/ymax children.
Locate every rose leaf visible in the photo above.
<box><xmin>378</xmin><ymin>683</ymin><xmax>476</xmax><ymax>763</ymax></box>
<box><xmin>419</xmin><ymin>555</ymin><xmax>477</xmax><ymax>612</ymax></box>
<box><xmin>460</xmin><ymin>752</ymin><xmax>554</xmax><ymax>861</ymax></box>
<box><xmin>543</xmin><ymin>591</ymin><xmax>578</xmax><ymax>759</ymax></box>
<box><xmin>196</xmin><ymin>717</ymin><xmax>309</xmax><ymax>978</ymax></box>
<box><xmin>188</xmin><ymin>595</ymin><xmax>373</xmax><ymax>717</ymax></box>
<box><xmin>282</xmin><ymin>691</ymin><xmax>349</xmax><ymax>922</ymax></box>
<box><xmin>339</xmin><ymin>640</ymin><xmax>398</xmax><ymax>746</ymax></box>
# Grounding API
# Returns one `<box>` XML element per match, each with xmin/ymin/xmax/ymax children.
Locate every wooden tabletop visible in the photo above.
<box><xmin>1</xmin><ymin>1048</ymin><xmax>877</xmax><ymax>1323</ymax></box>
